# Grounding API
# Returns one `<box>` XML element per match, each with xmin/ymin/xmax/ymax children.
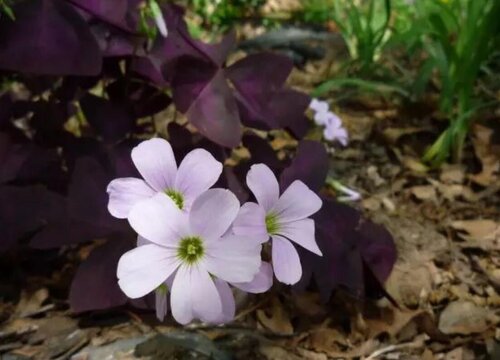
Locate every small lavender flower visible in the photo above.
<box><xmin>117</xmin><ymin>189</ymin><xmax>263</xmax><ymax>324</ymax></box>
<box><xmin>323</xmin><ymin>114</ymin><xmax>349</xmax><ymax>146</ymax></box>
<box><xmin>107</xmin><ymin>138</ymin><xmax>222</xmax><ymax>219</ymax></box>
<box><xmin>309</xmin><ymin>98</ymin><xmax>329</xmax><ymax>115</ymax></box>
<box><xmin>309</xmin><ymin>98</ymin><xmax>349</xmax><ymax>145</ymax></box>
<box><xmin>233</xmin><ymin>164</ymin><xmax>323</xmax><ymax>285</ymax></box>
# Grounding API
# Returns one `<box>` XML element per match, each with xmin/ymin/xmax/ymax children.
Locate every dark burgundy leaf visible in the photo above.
<box><xmin>357</xmin><ymin>218</ymin><xmax>398</xmax><ymax>284</ymax></box>
<box><xmin>221</xmin><ymin>166</ymin><xmax>249</xmax><ymax>203</ymax></box>
<box><xmin>193</xmin><ymin>30</ymin><xmax>237</xmax><ymax>67</ymax></box>
<box><xmin>0</xmin><ymin>0</ymin><xmax>102</xmax><ymax>76</ymax></box>
<box><xmin>243</xmin><ymin>134</ymin><xmax>282</xmax><ymax>171</ymax></box>
<box><xmin>130</xmin><ymin>57</ymin><xmax>168</xmax><ymax>87</ymax></box>
<box><xmin>31</xmin><ymin>100</ymin><xmax>72</xmax><ymax>147</ymax></box>
<box><xmin>108</xmin><ymin>140</ymin><xmax>140</xmax><ymax>178</ymax></box>
<box><xmin>106</xmin><ymin>79</ymin><xmax>171</xmax><ymax>118</ymax></box>
<box><xmin>171</xmin><ymin>57</ymin><xmax>217</xmax><ymax>113</ymax></box>
<box><xmin>80</xmin><ymin>93</ymin><xmax>135</xmax><ymax>143</ymax></box>
<box><xmin>298</xmin><ymin>199</ymin><xmax>397</xmax><ymax>301</ymax></box>
<box><xmin>0</xmin><ymin>185</ymin><xmax>65</xmax><ymax>251</ymax></box>
<box><xmin>31</xmin><ymin>156</ymin><xmax>127</xmax><ymax>249</ymax></box>
<box><xmin>68</xmin><ymin>0</ymin><xmax>128</xmax><ymax>29</ymax></box>
<box><xmin>280</xmin><ymin>140</ymin><xmax>328</xmax><ymax>192</ymax></box>
<box><xmin>0</xmin><ymin>133</ymin><xmax>60</xmax><ymax>185</ymax></box>
<box><xmin>186</xmin><ymin>71</ymin><xmax>242</xmax><ymax>148</ymax></box>
<box><xmin>70</xmin><ymin>238</ymin><xmax>133</xmax><ymax>312</ymax></box>
<box><xmin>167</xmin><ymin>122</ymin><xmax>194</xmax><ymax>156</ymax></box>
<box><xmin>67</xmin><ymin>157</ymin><xmax>124</xmax><ymax>234</ymax></box>
<box><xmin>0</xmin><ymin>94</ymin><xmax>13</xmax><ymax>128</ymax></box>
<box><xmin>90</xmin><ymin>23</ymin><xmax>143</xmax><ymax>57</ymax></box>
<box><xmin>226</xmin><ymin>53</ymin><xmax>293</xmax><ymax>101</ymax></box>
<box><xmin>0</xmin><ymin>133</ymin><xmax>32</xmax><ymax>184</ymax></box>
<box><xmin>270</xmin><ymin>89</ymin><xmax>310</xmax><ymax>138</ymax></box>
<box><xmin>225</xmin><ymin>53</ymin><xmax>310</xmax><ymax>135</ymax></box>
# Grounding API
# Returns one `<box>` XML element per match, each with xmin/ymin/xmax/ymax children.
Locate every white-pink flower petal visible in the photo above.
<box><xmin>213</xmin><ymin>279</ymin><xmax>235</xmax><ymax>324</ymax></box>
<box><xmin>232</xmin><ymin>262</ymin><xmax>273</xmax><ymax>293</ymax></box>
<box><xmin>278</xmin><ymin>218</ymin><xmax>322</xmax><ymax>256</ymax></box>
<box><xmin>271</xmin><ymin>236</ymin><xmax>302</xmax><ymax>285</ymax></box>
<box><xmin>191</xmin><ymin>266</ymin><xmax>223</xmax><ymax>324</ymax></box>
<box><xmin>117</xmin><ymin>244</ymin><xmax>180</xmax><ymax>298</ymax></box>
<box><xmin>273</xmin><ymin>180</ymin><xmax>322</xmax><ymax>223</ymax></box>
<box><xmin>170</xmin><ymin>265</ymin><xmax>194</xmax><ymax>324</ymax></box>
<box><xmin>189</xmin><ymin>189</ymin><xmax>240</xmax><ymax>240</ymax></box>
<box><xmin>107</xmin><ymin>178</ymin><xmax>155</xmax><ymax>219</ymax></box>
<box><xmin>232</xmin><ymin>202</ymin><xmax>268</xmax><ymax>240</ymax></box>
<box><xmin>131</xmin><ymin>138</ymin><xmax>177</xmax><ymax>192</ymax></box>
<box><xmin>204</xmin><ymin>234</ymin><xmax>262</xmax><ymax>283</ymax></box>
<box><xmin>174</xmin><ymin>149</ymin><xmax>223</xmax><ymax>209</ymax></box>
<box><xmin>246</xmin><ymin>164</ymin><xmax>279</xmax><ymax>211</ymax></box>
<box><xmin>128</xmin><ymin>193</ymin><xmax>188</xmax><ymax>247</ymax></box>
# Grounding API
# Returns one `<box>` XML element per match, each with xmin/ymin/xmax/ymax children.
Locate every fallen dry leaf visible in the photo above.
<box><xmin>305</xmin><ymin>327</ymin><xmax>348</xmax><ymax>355</ymax></box>
<box><xmin>440</xmin><ymin>164</ymin><xmax>466</xmax><ymax>184</ymax></box>
<box><xmin>292</xmin><ymin>292</ymin><xmax>327</xmax><ymax>318</ymax></box>
<box><xmin>427</xmin><ymin>179</ymin><xmax>477</xmax><ymax>202</ymax></box>
<box><xmin>438</xmin><ymin>301</ymin><xmax>497</xmax><ymax>335</ymax></box>
<box><xmin>364</xmin><ymin>308</ymin><xmax>434</xmax><ymax>340</ymax></box>
<box><xmin>385</xmin><ymin>261</ymin><xmax>434</xmax><ymax>308</ymax></box>
<box><xmin>450</xmin><ymin>220</ymin><xmax>500</xmax><ymax>250</ymax></box>
<box><xmin>256</xmin><ymin>297</ymin><xmax>294</xmax><ymax>335</ymax></box>
<box><xmin>410</xmin><ymin>185</ymin><xmax>438</xmax><ymax>202</ymax></box>
<box><xmin>259</xmin><ymin>345</ymin><xmax>301</xmax><ymax>360</ymax></box>
<box><xmin>383</xmin><ymin>126</ymin><xmax>431</xmax><ymax>144</ymax></box>
<box><xmin>470</xmin><ymin>124</ymin><xmax>500</xmax><ymax>186</ymax></box>
<box><xmin>14</xmin><ymin>289</ymin><xmax>49</xmax><ymax>318</ymax></box>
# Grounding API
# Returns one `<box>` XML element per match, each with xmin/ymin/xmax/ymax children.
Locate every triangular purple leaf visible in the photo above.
<box><xmin>186</xmin><ymin>70</ymin><xmax>242</xmax><ymax>148</ymax></box>
<box><xmin>0</xmin><ymin>0</ymin><xmax>102</xmax><ymax>75</ymax></box>
<box><xmin>80</xmin><ymin>93</ymin><xmax>136</xmax><ymax>143</ymax></box>
<box><xmin>280</xmin><ymin>140</ymin><xmax>328</xmax><ymax>192</ymax></box>
<box><xmin>70</xmin><ymin>238</ymin><xmax>133</xmax><ymax>312</ymax></box>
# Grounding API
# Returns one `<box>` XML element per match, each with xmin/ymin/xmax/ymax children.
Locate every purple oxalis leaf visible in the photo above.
<box><xmin>80</xmin><ymin>93</ymin><xmax>136</xmax><ymax>143</ymax></box>
<box><xmin>106</xmin><ymin>79</ymin><xmax>171</xmax><ymax>118</ymax></box>
<box><xmin>0</xmin><ymin>0</ymin><xmax>102</xmax><ymax>76</ymax></box>
<box><xmin>70</xmin><ymin>238</ymin><xmax>133</xmax><ymax>312</ymax></box>
<box><xmin>298</xmin><ymin>200</ymin><xmax>397</xmax><ymax>301</ymax></box>
<box><xmin>227</xmin><ymin>53</ymin><xmax>310</xmax><ymax>135</ymax></box>
<box><xmin>0</xmin><ymin>132</ymin><xmax>60</xmax><ymax>185</ymax></box>
<box><xmin>279</xmin><ymin>143</ymin><xmax>396</xmax><ymax>299</ymax></box>
<box><xmin>68</xmin><ymin>0</ymin><xmax>129</xmax><ymax>30</ymax></box>
<box><xmin>280</xmin><ymin>140</ymin><xmax>328</xmax><ymax>192</ymax></box>
<box><xmin>30</xmin><ymin>156</ymin><xmax>127</xmax><ymax>249</ymax></box>
<box><xmin>0</xmin><ymin>185</ymin><xmax>66</xmax><ymax>252</ymax></box>
<box><xmin>186</xmin><ymin>71</ymin><xmax>242</xmax><ymax>148</ymax></box>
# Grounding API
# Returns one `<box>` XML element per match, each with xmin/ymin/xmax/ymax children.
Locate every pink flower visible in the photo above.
<box><xmin>309</xmin><ymin>98</ymin><xmax>329</xmax><ymax>115</ymax></box>
<box><xmin>233</xmin><ymin>164</ymin><xmax>323</xmax><ymax>285</ymax></box>
<box><xmin>117</xmin><ymin>189</ymin><xmax>263</xmax><ymax>324</ymax></box>
<box><xmin>140</xmin><ymin>233</ymin><xmax>272</xmax><ymax>323</ymax></box>
<box><xmin>323</xmin><ymin>114</ymin><xmax>348</xmax><ymax>146</ymax></box>
<box><xmin>107</xmin><ymin>138</ymin><xmax>222</xmax><ymax>218</ymax></box>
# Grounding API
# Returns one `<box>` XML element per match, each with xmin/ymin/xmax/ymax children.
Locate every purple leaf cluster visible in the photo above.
<box><xmin>0</xmin><ymin>0</ymin><xmax>396</xmax><ymax>313</ymax></box>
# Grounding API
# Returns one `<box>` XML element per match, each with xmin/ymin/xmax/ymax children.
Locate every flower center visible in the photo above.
<box><xmin>177</xmin><ymin>237</ymin><xmax>204</xmax><ymax>264</ymax></box>
<box><xmin>165</xmin><ymin>189</ymin><xmax>184</xmax><ymax>210</ymax></box>
<box><xmin>265</xmin><ymin>212</ymin><xmax>280</xmax><ymax>235</ymax></box>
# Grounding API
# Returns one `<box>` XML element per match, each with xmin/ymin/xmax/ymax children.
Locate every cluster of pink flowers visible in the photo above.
<box><xmin>309</xmin><ymin>98</ymin><xmax>348</xmax><ymax>146</ymax></box>
<box><xmin>106</xmin><ymin>138</ymin><xmax>323</xmax><ymax>324</ymax></box>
